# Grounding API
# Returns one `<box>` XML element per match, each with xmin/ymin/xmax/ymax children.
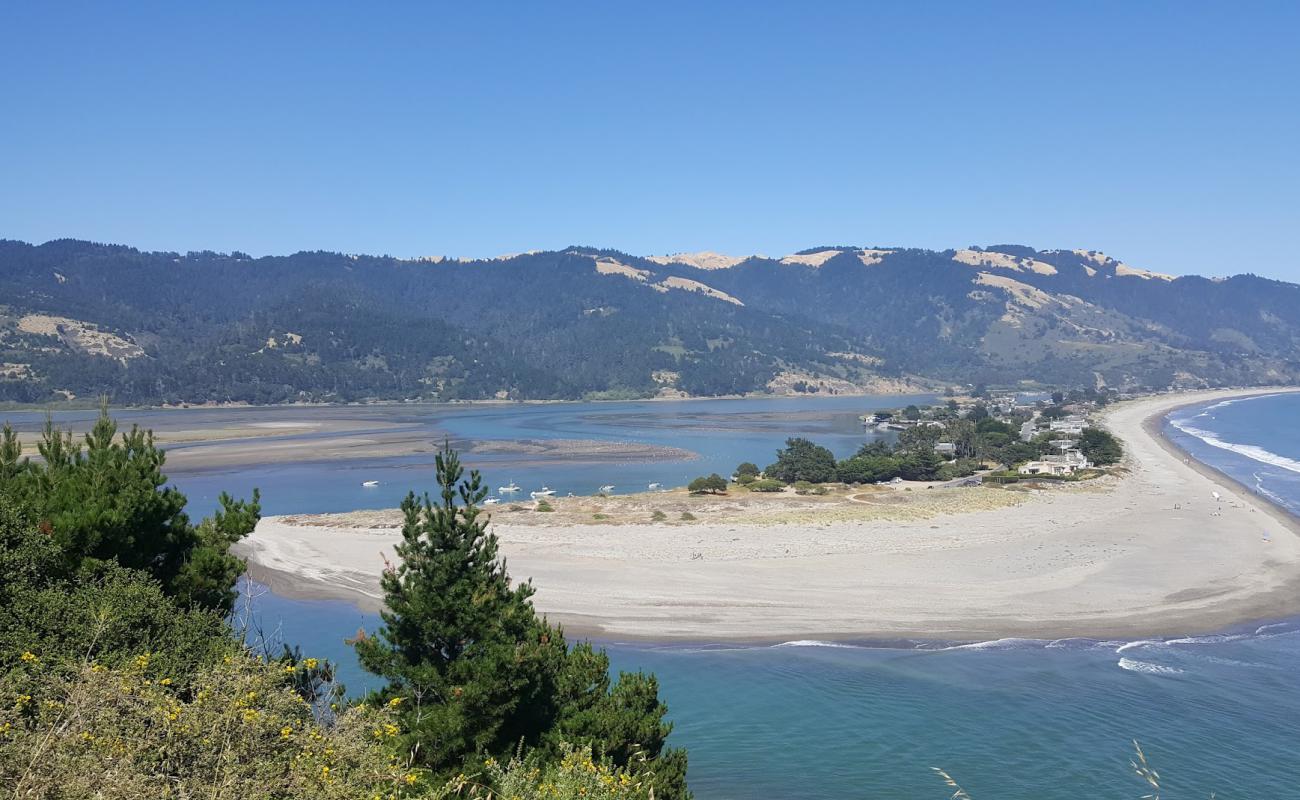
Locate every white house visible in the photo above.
<box><xmin>1018</xmin><ymin>450</ymin><xmax>1091</xmax><ymax>476</ymax></box>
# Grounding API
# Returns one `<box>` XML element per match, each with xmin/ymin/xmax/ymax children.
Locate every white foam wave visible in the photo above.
<box><xmin>1255</xmin><ymin>622</ymin><xmax>1294</xmax><ymax>635</ymax></box>
<box><xmin>939</xmin><ymin>637</ymin><xmax>1045</xmax><ymax>652</ymax></box>
<box><xmin>1117</xmin><ymin>657</ymin><xmax>1184</xmax><ymax>676</ymax></box>
<box><xmin>1168</xmin><ymin>419</ymin><xmax>1300</xmax><ymax>475</ymax></box>
<box><xmin>771</xmin><ymin>640</ymin><xmax>864</xmax><ymax>649</ymax></box>
<box><xmin>1165</xmin><ymin>634</ymin><xmax>1247</xmax><ymax>647</ymax></box>
<box><xmin>1114</xmin><ymin>639</ymin><xmax>1163</xmax><ymax>654</ymax></box>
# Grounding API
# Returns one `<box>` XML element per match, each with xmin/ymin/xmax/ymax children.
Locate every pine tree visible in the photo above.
<box><xmin>0</xmin><ymin>407</ymin><xmax>259</xmax><ymax>612</ymax></box>
<box><xmin>353</xmin><ymin>445</ymin><xmax>568</xmax><ymax>773</ymax></box>
<box><xmin>355</xmin><ymin>444</ymin><xmax>690</xmax><ymax>798</ymax></box>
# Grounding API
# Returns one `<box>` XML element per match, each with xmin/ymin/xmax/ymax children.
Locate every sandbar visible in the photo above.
<box><xmin>237</xmin><ymin>389</ymin><xmax>1300</xmax><ymax>642</ymax></box>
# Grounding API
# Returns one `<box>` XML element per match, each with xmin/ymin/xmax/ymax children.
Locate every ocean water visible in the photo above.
<box><xmin>13</xmin><ymin>394</ymin><xmax>1300</xmax><ymax>796</ymax></box>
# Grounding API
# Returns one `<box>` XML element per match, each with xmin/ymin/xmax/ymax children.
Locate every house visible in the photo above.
<box><xmin>1018</xmin><ymin>450</ymin><xmax>1091</xmax><ymax>476</ymax></box>
<box><xmin>934</xmin><ymin>442</ymin><xmax>957</xmax><ymax>456</ymax></box>
<box><xmin>1048</xmin><ymin>416</ymin><xmax>1086</xmax><ymax>435</ymax></box>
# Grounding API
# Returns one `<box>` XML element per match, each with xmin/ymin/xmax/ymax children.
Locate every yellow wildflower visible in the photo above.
<box><xmin>387</xmin><ymin>696</ymin><xmax>404</xmax><ymax>708</ymax></box>
<box><xmin>20</xmin><ymin>651</ymin><xmax>37</xmax><ymax>662</ymax></box>
<box><xmin>303</xmin><ymin>657</ymin><xmax>319</xmax><ymax>670</ymax></box>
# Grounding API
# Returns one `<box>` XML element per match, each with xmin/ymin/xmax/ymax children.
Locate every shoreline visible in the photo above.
<box><xmin>0</xmin><ymin>387</ymin><xmax>941</xmax><ymax>415</ymax></box>
<box><xmin>237</xmin><ymin>388</ymin><xmax>1300</xmax><ymax>643</ymax></box>
<box><xmin>1143</xmin><ymin>391</ymin><xmax>1300</xmax><ymax>541</ymax></box>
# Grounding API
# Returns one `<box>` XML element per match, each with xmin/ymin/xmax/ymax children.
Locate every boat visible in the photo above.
<box><xmin>599</xmin><ymin>484</ymin><xmax>615</xmax><ymax>493</ymax></box>
<box><xmin>648</xmin><ymin>482</ymin><xmax>662</xmax><ymax>490</ymax></box>
<box><xmin>530</xmin><ymin>487</ymin><xmax>556</xmax><ymax>499</ymax></box>
<box><xmin>499</xmin><ymin>481</ymin><xmax>520</xmax><ymax>493</ymax></box>
<box><xmin>361</xmin><ymin>480</ymin><xmax>379</xmax><ymax>487</ymax></box>
<box><xmin>484</xmin><ymin>498</ymin><xmax>501</xmax><ymax>505</ymax></box>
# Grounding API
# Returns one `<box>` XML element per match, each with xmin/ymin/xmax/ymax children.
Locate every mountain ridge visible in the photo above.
<box><xmin>1</xmin><ymin>237</ymin><xmax>1297</xmax><ymax>405</ymax></box>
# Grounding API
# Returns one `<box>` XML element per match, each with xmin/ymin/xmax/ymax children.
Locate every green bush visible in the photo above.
<box><xmin>748</xmin><ymin>479</ymin><xmax>786</xmax><ymax>493</ymax></box>
<box><xmin>936</xmin><ymin>458</ymin><xmax>980</xmax><ymax>481</ymax></box>
<box><xmin>687</xmin><ymin>474</ymin><xmax>727</xmax><ymax>494</ymax></box>
<box><xmin>792</xmin><ymin>481</ymin><xmax>828</xmax><ymax>496</ymax></box>
<box><xmin>679</xmin><ymin>512</ymin><xmax>697</xmax><ymax>521</ymax></box>
<box><xmin>735</xmin><ymin>473</ymin><xmax>756</xmax><ymax>486</ymax></box>
<box><xmin>0</xmin><ymin>654</ymin><xmax>416</xmax><ymax>799</ymax></box>
<box><xmin>650</xmin><ymin>509</ymin><xmax>668</xmax><ymax>522</ymax></box>
<box><xmin>535</xmin><ymin>500</ymin><xmax>555</xmax><ymax>512</ymax></box>
<box><xmin>734</xmin><ymin>462</ymin><xmax>760</xmax><ymax>479</ymax></box>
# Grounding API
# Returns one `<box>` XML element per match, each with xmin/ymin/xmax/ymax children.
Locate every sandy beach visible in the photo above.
<box><xmin>237</xmin><ymin>389</ymin><xmax>1300</xmax><ymax>642</ymax></box>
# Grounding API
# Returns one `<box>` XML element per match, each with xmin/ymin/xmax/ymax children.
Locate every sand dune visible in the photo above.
<box><xmin>238</xmin><ymin>389</ymin><xmax>1300</xmax><ymax>642</ymax></box>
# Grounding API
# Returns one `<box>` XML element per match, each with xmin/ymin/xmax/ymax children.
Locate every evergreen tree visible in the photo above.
<box><xmin>765</xmin><ymin>438</ymin><xmax>837</xmax><ymax>483</ymax></box>
<box><xmin>354</xmin><ymin>446</ymin><xmax>567</xmax><ymax>772</ymax></box>
<box><xmin>354</xmin><ymin>445</ymin><xmax>689</xmax><ymax>798</ymax></box>
<box><xmin>0</xmin><ymin>409</ymin><xmax>259</xmax><ymax>612</ymax></box>
<box><xmin>1078</xmin><ymin>427</ymin><xmax>1123</xmax><ymax>465</ymax></box>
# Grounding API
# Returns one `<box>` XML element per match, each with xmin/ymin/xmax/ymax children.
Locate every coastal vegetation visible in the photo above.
<box><xmin>687</xmin><ymin>474</ymin><xmax>728</xmax><ymax>494</ymax></box>
<box><xmin>734</xmin><ymin>402</ymin><xmax>1121</xmax><ymax>490</ymax></box>
<box><xmin>0</xmin><ymin>413</ymin><xmax>689</xmax><ymax>798</ymax></box>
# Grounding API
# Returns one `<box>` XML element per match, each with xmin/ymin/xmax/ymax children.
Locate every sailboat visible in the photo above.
<box><xmin>499</xmin><ymin>481</ymin><xmax>520</xmax><ymax>493</ymax></box>
<box><xmin>599</xmin><ymin>484</ymin><xmax>615</xmax><ymax>494</ymax></box>
<box><xmin>530</xmin><ymin>486</ymin><xmax>556</xmax><ymax>499</ymax></box>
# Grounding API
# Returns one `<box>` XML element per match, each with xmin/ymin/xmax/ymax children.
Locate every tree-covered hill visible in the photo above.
<box><xmin>1</xmin><ymin>238</ymin><xmax>1297</xmax><ymax>404</ymax></box>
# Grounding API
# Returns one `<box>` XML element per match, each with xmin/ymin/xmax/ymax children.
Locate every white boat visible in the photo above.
<box><xmin>648</xmin><ymin>482</ymin><xmax>662</xmax><ymax>490</ymax></box>
<box><xmin>499</xmin><ymin>482</ymin><xmax>520</xmax><ymax>493</ymax></box>
<box><xmin>599</xmin><ymin>484</ymin><xmax>615</xmax><ymax>493</ymax></box>
<box><xmin>530</xmin><ymin>487</ymin><xmax>556</xmax><ymax>499</ymax></box>
<box><xmin>484</xmin><ymin>498</ymin><xmax>501</xmax><ymax>505</ymax></box>
<box><xmin>361</xmin><ymin>480</ymin><xmax>380</xmax><ymax>487</ymax></box>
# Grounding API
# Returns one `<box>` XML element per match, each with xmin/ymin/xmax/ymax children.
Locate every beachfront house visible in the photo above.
<box><xmin>1018</xmin><ymin>449</ymin><xmax>1091</xmax><ymax>476</ymax></box>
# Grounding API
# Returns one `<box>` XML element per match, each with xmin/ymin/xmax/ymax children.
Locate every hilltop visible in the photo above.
<box><xmin>1</xmin><ymin>238</ymin><xmax>1298</xmax><ymax>404</ymax></box>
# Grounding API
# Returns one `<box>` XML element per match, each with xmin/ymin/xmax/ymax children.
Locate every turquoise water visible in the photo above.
<box><xmin>14</xmin><ymin>394</ymin><xmax>1300</xmax><ymax>796</ymax></box>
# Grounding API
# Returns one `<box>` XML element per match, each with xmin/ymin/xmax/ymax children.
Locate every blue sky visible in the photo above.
<box><xmin>2</xmin><ymin>2</ymin><xmax>1298</xmax><ymax>279</ymax></box>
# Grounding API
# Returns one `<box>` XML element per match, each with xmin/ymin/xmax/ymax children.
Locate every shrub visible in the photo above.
<box><xmin>735</xmin><ymin>473</ymin><xmax>756</xmax><ymax>486</ymax></box>
<box><xmin>679</xmin><ymin>512</ymin><xmax>697</xmax><ymax>521</ymax></box>
<box><xmin>650</xmin><ymin>510</ymin><xmax>668</xmax><ymax>522</ymax></box>
<box><xmin>936</xmin><ymin>458</ymin><xmax>980</xmax><ymax>481</ymax></box>
<box><xmin>748</xmin><ymin>479</ymin><xmax>786</xmax><ymax>493</ymax></box>
<box><xmin>687</xmin><ymin>474</ymin><xmax>728</xmax><ymax>494</ymax></box>
<box><xmin>535</xmin><ymin>500</ymin><xmax>555</xmax><ymax>512</ymax></box>
<box><xmin>449</xmin><ymin>744</ymin><xmax>655</xmax><ymax>799</ymax></box>
<box><xmin>792</xmin><ymin>481</ymin><xmax>829</xmax><ymax>496</ymax></box>
<box><xmin>734</xmin><ymin>462</ymin><xmax>760</xmax><ymax>479</ymax></box>
<box><xmin>0</xmin><ymin>654</ymin><xmax>417</xmax><ymax>799</ymax></box>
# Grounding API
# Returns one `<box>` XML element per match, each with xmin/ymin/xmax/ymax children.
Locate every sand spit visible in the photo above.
<box><xmin>238</xmin><ymin>389</ymin><xmax>1300</xmax><ymax>642</ymax></box>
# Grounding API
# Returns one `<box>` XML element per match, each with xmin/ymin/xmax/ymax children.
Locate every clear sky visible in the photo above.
<box><xmin>2</xmin><ymin>2</ymin><xmax>1298</xmax><ymax>279</ymax></box>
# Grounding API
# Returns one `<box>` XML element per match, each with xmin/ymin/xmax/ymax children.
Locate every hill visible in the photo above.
<box><xmin>1</xmin><ymin>238</ymin><xmax>1297</xmax><ymax>404</ymax></box>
